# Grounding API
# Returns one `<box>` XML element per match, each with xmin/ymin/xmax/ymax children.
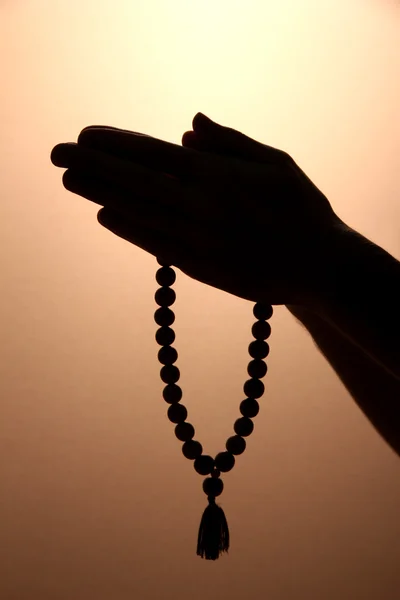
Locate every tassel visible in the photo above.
<box><xmin>197</xmin><ymin>496</ymin><xmax>230</xmax><ymax>560</ymax></box>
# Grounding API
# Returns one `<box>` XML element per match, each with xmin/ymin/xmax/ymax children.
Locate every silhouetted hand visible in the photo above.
<box><xmin>51</xmin><ymin>113</ymin><xmax>344</xmax><ymax>306</ymax></box>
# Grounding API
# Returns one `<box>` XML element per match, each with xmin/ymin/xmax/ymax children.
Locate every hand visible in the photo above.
<box><xmin>51</xmin><ymin>113</ymin><xmax>343</xmax><ymax>306</ymax></box>
<box><xmin>181</xmin><ymin>114</ymin><xmax>351</xmax><ymax>308</ymax></box>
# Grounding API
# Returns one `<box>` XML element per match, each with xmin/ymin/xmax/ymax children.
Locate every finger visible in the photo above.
<box><xmin>62</xmin><ymin>169</ymin><xmax>124</xmax><ymax>208</ymax></box>
<box><xmin>52</xmin><ymin>143</ymin><xmax>179</xmax><ymax>203</ymax></box>
<box><xmin>62</xmin><ymin>167</ymin><xmax>172</xmax><ymax>214</ymax></box>
<box><xmin>63</xmin><ymin>169</ymin><xmax>225</xmax><ymax>269</ymax></box>
<box><xmin>190</xmin><ymin>113</ymin><xmax>291</xmax><ymax>165</ymax></box>
<box><xmin>63</xmin><ymin>169</ymin><xmax>205</xmax><ymax>247</ymax></box>
<box><xmin>80</xmin><ymin>125</ymin><xmax>151</xmax><ymax>137</ymax></box>
<box><xmin>77</xmin><ymin>127</ymin><xmax>201</xmax><ymax>180</ymax></box>
<box><xmin>63</xmin><ymin>169</ymin><xmax>194</xmax><ymax>241</ymax></box>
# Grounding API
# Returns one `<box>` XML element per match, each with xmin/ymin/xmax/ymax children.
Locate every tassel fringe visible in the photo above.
<box><xmin>197</xmin><ymin>496</ymin><xmax>230</xmax><ymax>560</ymax></box>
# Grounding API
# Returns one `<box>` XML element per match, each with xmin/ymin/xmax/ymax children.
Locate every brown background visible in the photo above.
<box><xmin>1</xmin><ymin>1</ymin><xmax>399</xmax><ymax>599</ymax></box>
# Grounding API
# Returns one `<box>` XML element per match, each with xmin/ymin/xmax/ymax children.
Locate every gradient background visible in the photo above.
<box><xmin>1</xmin><ymin>1</ymin><xmax>400</xmax><ymax>599</ymax></box>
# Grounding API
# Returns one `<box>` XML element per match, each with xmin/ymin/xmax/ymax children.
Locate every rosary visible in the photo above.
<box><xmin>154</xmin><ymin>257</ymin><xmax>273</xmax><ymax>560</ymax></box>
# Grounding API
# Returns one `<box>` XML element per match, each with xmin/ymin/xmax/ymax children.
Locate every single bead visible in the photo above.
<box><xmin>157</xmin><ymin>346</ymin><xmax>178</xmax><ymax>365</ymax></box>
<box><xmin>251</xmin><ymin>321</ymin><xmax>272</xmax><ymax>340</ymax></box>
<box><xmin>194</xmin><ymin>455</ymin><xmax>215</xmax><ymax>475</ymax></box>
<box><xmin>156</xmin><ymin>266</ymin><xmax>176</xmax><ymax>287</ymax></box>
<box><xmin>253</xmin><ymin>303</ymin><xmax>273</xmax><ymax>320</ymax></box>
<box><xmin>211</xmin><ymin>468</ymin><xmax>221</xmax><ymax>478</ymax></box>
<box><xmin>247</xmin><ymin>359</ymin><xmax>267</xmax><ymax>379</ymax></box>
<box><xmin>155</xmin><ymin>287</ymin><xmax>176</xmax><ymax>307</ymax></box>
<box><xmin>240</xmin><ymin>398</ymin><xmax>260</xmax><ymax>418</ymax></box>
<box><xmin>182</xmin><ymin>440</ymin><xmax>203</xmax><ymax>460</ymax></box>
<box><xmin>155</xmin><ymin>326</ymin><xmax>175</xmax><ymax>346</ymax></box>
<box><xmin>160</xmin><ymin>365</ymin><xmax>180</xmax><ymax>384</ymax></box>
<box><xmin>248</xmin><ymin>340</ymin><xmax>270</xmax><ymax>359</ymax></box>
<box><xmin>175</xmin><ymin>422</ymin><xmax>195</xmax><ymax>441</ymax></box>
<box><xmin>234</xmin><ymin>417</ymin><xmax>254</xmax><ymax>437</ymax></box>
<box><xmin>203</xmin><ymin>477</ymin><xmax>224</xmax><ymax>497</ymax></box>
<box><xmin>167</xmin><ymin>403</ymin><xmax>187</xmax><ymax>424</ymax></box>
<box><xmin>154</xmin><ymin>307</ymin><xmax>175</xmax><ymax>327</ymax></box>
<box><xmin>243</xmin><ymin>378</ymin><xmax>265</xmax><ymax>399</ymax></box>
<box><xmin>215</xmin><ymin>451</ymin><xmax>235</xmax><ymax>473</ymax></box>
<box><xmin>226</xmin><ymin>435</ymin><xmax>246</xmax><ymax>455</ymax></box>
<box><xmin>163</xmin><ymin>384</ymin><xmax>182</xmax><ymax>404</ymax></box>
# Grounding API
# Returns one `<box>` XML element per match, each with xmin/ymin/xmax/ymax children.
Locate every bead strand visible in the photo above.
<box><xmin>154</xmin><ymin>262</ymin><xmax>205</xmax><ymax>467</ymax></box>
<box><xmin>154</xmin><ymin>258</ymin><xmax>273</xmax><ymax>499</ymax></box>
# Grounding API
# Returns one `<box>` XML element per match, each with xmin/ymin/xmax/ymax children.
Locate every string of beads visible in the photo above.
<box><xmin>154</xmin><ymin>257</ymin><xmax>273</xmax><ymax>559</ymax></box>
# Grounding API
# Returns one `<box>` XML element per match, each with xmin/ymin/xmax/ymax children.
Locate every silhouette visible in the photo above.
<box><xmin>51</xmin><ymin>112</ymin><xmax>400</xmax><ymax>456</ymax></box>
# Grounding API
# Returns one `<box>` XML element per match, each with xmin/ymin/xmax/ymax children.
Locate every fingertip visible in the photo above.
<box><xmin>181</xmin><ymin>130</ymin><xmax>196</xmax><ymax>145</ymax></box>
<box><xmin>97</xmin><ymin>207</ymin><xmax>118</xmax><ymax>226</ymax></box>
<box><xmin>50</xmin><ymin>143</ymin><xmax>71</xmax><ymax>166</ymax></box>
<box><xmin>192</xmin><ymin>113</ymin><xmax>202</xmax><ymax>130</ymax></box>
<box><xmin>97</xmin><ymin>207</ymin><xmax>107</xmax><ymax>224</ymax></box>
<box><xmin>62</xmin><ymin>168</ymin><xmax>73</xmax><ymax>189</ymax></box>
<box><xmin>192</xmin><ymin>112</ymin><xmax>213</xmax><ymax>130</ymax></box>
<box><xmin>50</xmin><ymin>145</ymin><xmax>61</xmax><ymax>165</ymax></box>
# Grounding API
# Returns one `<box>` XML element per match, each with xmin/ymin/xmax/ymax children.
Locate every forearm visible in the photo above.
<box><xmin>287</xmin><ymin>304</ymin><xmax>400</xmax><ymax>457</ymax></box>
<box><xmin>309</xmin><ymin>221</ymin><xmax>400</xmax><ymax>381</ymax></box>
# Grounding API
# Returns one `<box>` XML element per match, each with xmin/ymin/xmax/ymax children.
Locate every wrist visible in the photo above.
<box><xmin>302</xmin><ymin>221</ymin><xmax>400</xmax><ymax>379</ymax></box>
<box><xmin>287</xmin><ymin>217</ymin><xmax>352</xmax><ymax>315</ymax></box>
<box><xmin>304</xmin><ymin>220</ymin><xmax>376</xmax><ymax>317</ymax></box>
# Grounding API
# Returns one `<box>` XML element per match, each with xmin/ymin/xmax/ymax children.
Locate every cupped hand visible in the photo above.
<box><xmin>51</xmin><ymin>113</ymin><xmax>343</xmax><ymax>306</ymax></box>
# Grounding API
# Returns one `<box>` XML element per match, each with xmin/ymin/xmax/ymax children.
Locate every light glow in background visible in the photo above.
<box><xmin>1</xmin><ymin>1</ymin><xmax>399</xmax><ymax>598</ymax></box>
